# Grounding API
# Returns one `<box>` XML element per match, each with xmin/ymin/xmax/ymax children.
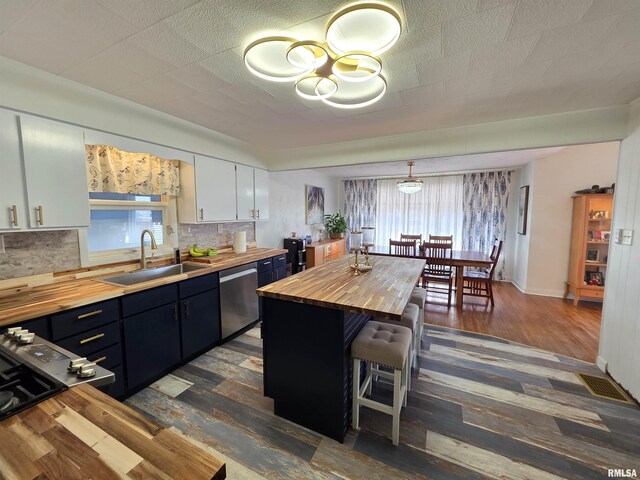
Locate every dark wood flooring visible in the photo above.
<box><xmin>126</xmin><ymin>325</ymin><xmax>639</xmax><ymax>480</ymax></box>
<box><xmin>424</xmin><ymin>282</ymin><xmax>602</xmax><ymax>362</ymax></box>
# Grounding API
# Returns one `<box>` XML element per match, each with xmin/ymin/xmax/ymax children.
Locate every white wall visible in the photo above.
<box><xmin>0</xmin><ymin>57</ymin><xmax>263</xmax><ymax>167</ymax></box>
<box><xmin>511</xmin><ymin>142</ymin><xmax>619</xmax><ymax>296</ymax></box>
<box><xmin>598</xmin><ymin>100</ymin><xmax>640</xmax><ymax>401</ymax></box>
<box><xmin>255</xmin><ymin>170</ymin><xmax>339</xmax><ymax>249</ymax></box>
<box><xmin>512</xmin><ymin>162</ymin><xmax>535</xmax><ymax>292</ymax></box>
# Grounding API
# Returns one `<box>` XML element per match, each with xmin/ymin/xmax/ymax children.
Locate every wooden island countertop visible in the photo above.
<box><xmin>0</xmin><ymin>384</ymin><xmax>225</xmax><ymax>479</ymax></box>
<box><xmin>257</xmin><ymin>254</ymin><xmax>425</xmax><ymax>320</ymax></box>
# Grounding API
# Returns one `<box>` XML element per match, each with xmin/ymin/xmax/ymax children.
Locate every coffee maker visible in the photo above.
<box><xmin>284</xmin><ymin>237</ymin><xmax>306</xmax><ymax>274</ymax></box>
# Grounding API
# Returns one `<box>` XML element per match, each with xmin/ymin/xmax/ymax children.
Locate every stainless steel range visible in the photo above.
<box><xmin>0</xmin><ymin>327</ymin><xmax>115</xmax><ymax>420</ymax></box>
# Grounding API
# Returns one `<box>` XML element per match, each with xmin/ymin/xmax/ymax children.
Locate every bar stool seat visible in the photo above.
<box><xmin>376</xmin><ymin>303</ymin><xmax>420</xmax><ymax>376</ymax></box>
<box><xmin>351</xmin><ymin>321</ymin><xmax>412</xmax><ymax>446</ymax></box>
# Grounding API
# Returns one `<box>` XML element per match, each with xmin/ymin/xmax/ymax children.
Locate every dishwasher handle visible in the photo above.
<box><xmin>220</xmin><ymin>268</ymin><xmax>257</xmax><ymax>284</ymax></box>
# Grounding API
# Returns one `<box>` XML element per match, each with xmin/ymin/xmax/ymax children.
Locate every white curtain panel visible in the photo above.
<box><xmin>376</xmin><ymin>176</ymin><xmax>464</xmax><ymax>250</ymax></box>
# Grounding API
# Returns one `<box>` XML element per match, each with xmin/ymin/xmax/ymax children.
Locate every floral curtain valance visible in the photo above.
<box><xmin>86</xmin><ymin>144</ymin><xmax>180</xmax><ymax>196</ymax></box>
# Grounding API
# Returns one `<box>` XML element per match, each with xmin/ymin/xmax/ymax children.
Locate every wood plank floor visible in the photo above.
<box><xmin>424</xmin><ymin>282</ymin><xmax>602</xmax><ymax>362</ymax></box>
<box><xmin>126</xmin><ymin>326</ymin><xmax>639</xmax><ymax>480</ymax></box>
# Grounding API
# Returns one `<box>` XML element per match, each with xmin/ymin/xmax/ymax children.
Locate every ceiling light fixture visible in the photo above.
<box><xmin>243</xmin><ymin>2</ymin><xmax>401</xmax><ymax>109</ymax></box>
<box><xmin>397</xmin><ymin>162</ymin><xmax>423</xmax><ymax>194</ymax></box>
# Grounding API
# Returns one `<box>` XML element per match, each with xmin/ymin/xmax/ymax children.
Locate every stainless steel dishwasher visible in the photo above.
<box><xmin>220</xmin><ymin>262</ymin><xmax>259</xmax><ymax>340</ymax></box>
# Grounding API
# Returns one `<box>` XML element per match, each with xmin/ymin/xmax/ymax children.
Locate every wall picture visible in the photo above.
<box><xmin>306</xmin><ymin>185</ymin><xmax>325</xmax><ymax>225</ymax></box>
<box><xmin>518</xmin><ymin>185</ymin><xmax>529</xmax><ymax>235</ymax></box>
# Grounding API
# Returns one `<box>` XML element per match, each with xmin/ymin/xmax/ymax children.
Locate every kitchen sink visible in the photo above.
<box><xmin>96</xmin><ymin>263</ymin><xmax>209</xmax><ymax>286</ymax></box>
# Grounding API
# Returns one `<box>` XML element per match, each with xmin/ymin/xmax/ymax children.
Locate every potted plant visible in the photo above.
<box><xmin>324</xmin><ymin>212</ymin><xmax>348</xmax><ymax>239</ymax></box>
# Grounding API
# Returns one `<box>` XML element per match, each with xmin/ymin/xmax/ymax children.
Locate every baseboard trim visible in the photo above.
<box><xmin>596</xmin><ymin>356</ymin><xmax>608</xmax><ymax>373</ymax></box>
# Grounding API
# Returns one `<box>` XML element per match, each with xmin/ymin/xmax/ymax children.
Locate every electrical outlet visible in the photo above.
<box><xmin>621</xmin><ymin>229</ymin><xmax>633</xmax><ymax>246</ymax></box>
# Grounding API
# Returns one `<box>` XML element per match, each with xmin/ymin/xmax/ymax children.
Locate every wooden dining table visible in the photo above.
<box><xmin>366</xmin><ymin>245</ymin><xmax>493</xmax><ymax>309</ymax></box>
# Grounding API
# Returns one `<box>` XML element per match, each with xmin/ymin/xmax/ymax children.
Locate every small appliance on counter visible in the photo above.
<box><xmin>0</xmin><ymin>328</ymin><xmax>115</xmax><ymax>420</ymax></box>
<box><xmin>284</xmin><ymin>237</ymin><xmax>306</xmax><ymax>274</ymax></box>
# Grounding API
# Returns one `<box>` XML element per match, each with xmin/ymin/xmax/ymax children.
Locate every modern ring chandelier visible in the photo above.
<box><xmin>243</xmin><ymin>3</ymin><xmax>402</xmax><ymax>109</ymax></box>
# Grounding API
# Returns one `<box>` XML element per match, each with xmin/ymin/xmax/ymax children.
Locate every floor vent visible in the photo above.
<box><xmin>577</xmin><ymin>374</ymin><xmax>633</xmax><ymax>403</ymax></box>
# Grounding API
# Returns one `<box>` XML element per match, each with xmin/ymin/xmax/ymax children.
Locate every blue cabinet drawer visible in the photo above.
<box><xmin>51</xmin><ymin>299</ymin><xmax>119</xmax><ymax>341</ymax></box>
<box><xmin>273</xmin><ymin>254</ymin><xmax>287</xmax><ymax>268</ymax></box>
<box><xmin>257</xmin><ymin>257</ymin><xmax>273</xmax><ymax>273</ymax></box>
<box><xmin>121</xmin><ymin>284</ymin><xmax>178</xmax><ymax>317</ymax></box>
<box><xmin>179</xmin><ymin>272</ymin><xmax>219</xmax><ymax>299</ymax></box>
<box><xmin>55</xmin><ymin>321</ymin><xmax>120</xmax><ymax>358</ymax></box>
<box><xmin>87</xmin><ymin>343</ymin><xmax>123</xmax><ymax>371</ymax></box>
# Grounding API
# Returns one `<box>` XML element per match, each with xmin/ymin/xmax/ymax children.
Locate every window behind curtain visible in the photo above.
<box><xmin>376</xmin><ymin>176</ymin><xmax>464</xmax><ymax>249</ymax></box>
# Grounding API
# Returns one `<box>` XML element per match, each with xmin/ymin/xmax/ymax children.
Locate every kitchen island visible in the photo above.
<box><xmin>0</xmin><ymin>383</ymin><xmax>225</xmax><ymax>479</ymax></box>
<box><xmin>257</xmin><ymin>254</ymin><xmax>425</xmax><ymax>442</ymax></box>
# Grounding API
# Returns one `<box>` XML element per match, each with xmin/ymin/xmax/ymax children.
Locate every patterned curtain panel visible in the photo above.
<box><xmin>462</xmin><ymin>171</ymin><xmax>512</xmax><ymax>280</ymax></box>
<box><xmin>86</xmin><ymin>145</ymin><xmax>180</xmax><ymax>196</ymax></box>
<box><xmin>343</xmin><ymin>179</ymin><xmax>377</xmax><ymax>233</ymax></box>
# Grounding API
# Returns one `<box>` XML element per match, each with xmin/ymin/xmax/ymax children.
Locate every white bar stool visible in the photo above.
<box><xmin>351</xmin><ymin>320</ymin><xmax>412</xmax><ymax>446</ymax></box>
<box><xmin>376</xmin><ymin>303</ymin><xmax>420</xmax><ymax>386</ymax></box>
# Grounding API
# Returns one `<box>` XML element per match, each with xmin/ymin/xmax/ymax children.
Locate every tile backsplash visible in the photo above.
<box><xmin>0</xmin><ymin>222</ymin><xmax>256</xmax><ymax>281</ymax></box>
<box><xmin>0</xmin><ymin>230</ymin><xmax>81</xmax><ymax>280</ymax></box>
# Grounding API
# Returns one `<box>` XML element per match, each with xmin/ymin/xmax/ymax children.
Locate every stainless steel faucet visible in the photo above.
<box><xmin>140</xmin><ymin>229</ymin><xmax>158</xmax><ymax>270</ymax></box>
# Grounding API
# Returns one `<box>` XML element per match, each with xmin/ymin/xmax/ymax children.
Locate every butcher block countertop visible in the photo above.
<box><xmin>0</xmin><ymin>384</ymin><xmax>225</xmax><ymax>479</ymax></box>
<box><xmin>0</xmin><ymin>248</ymin><xmax>287</xmax><ymax>327</ymax></box>
<box><xmin>257</xmin><ymin>254</ymin><xmax>425</xmax><ymax>320</ymax></box>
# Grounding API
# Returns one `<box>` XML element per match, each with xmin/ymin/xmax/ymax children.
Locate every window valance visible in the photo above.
<box><xmin>86</xmin><ymin>144</ymin><xmax>180</xmax><ymax>196</ymax></box>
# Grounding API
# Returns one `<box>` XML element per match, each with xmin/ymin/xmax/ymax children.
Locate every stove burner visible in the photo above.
<box><xmin>0</xmin><ymin>391</ymin><xmax>15</xmax><ymax>413</ymax></box>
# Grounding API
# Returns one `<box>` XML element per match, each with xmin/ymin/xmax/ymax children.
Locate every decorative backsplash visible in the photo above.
<box><xmin>0</xmin><ymin>222</ymin><xmax>256</xmax><ymax>281</ymax></box>
<box><xmin>0</xmin><ymin>230</ymin><xmax>81</xmax><ymax>280</ymax></box>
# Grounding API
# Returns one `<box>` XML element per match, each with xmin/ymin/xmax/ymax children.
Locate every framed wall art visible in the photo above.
<box><xmin>305</xmin><ymin>185</ymin><xmax>325</xmax><ymax>225</ymax></box>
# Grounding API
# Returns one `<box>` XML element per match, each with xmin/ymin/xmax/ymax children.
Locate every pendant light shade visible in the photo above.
<box><xmin>397</xmin><ymin>161</ymin><xmax>423</xmax><ymax>194</ymax></box>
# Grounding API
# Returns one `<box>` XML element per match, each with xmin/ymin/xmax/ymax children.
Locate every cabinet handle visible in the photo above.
<box><xmin>79</xmin><ymin>333</ymin><xmax>104</xmax><ymax>345</ymax></box>
<box><xmin>277</xmin><ymin>256</ymin><xmax>285</xmax><ymax>261</ymax></box>
<box><xmin>173</xmin><ymin>304</ymin><xmax>179</xmax><ymax>321</ymax></box>
<box><xmin>199</xmin><ymin>208</ymin><xmax>204</xmax><ymax>221</ymax></box>
<box><xmin>92</xmin><ymin>356</ymin><xmax>107</xmax><ymax>364</ymax></box>
<box><xmin>10</xmin><ymin>205</ymin><xmax>18</xmax><ymax>227</ymax></box>
<box><xmin>77</xmin><ymin>309</ymin><xmax>103</xmax><ymax>320</ymax></box>
<box><xmin>263</xmin><ymin>261</ymin><xmax>271</xmax><ymax>265</ymax></box>
<box><xmin>183</xmin><ymin>301</ymin><xmax>190</xmax><ymax>318</ymax></box>
<box><xmin>36</xmin><ymin>205</ymin><xmax>44</xmax><ymax>226</ymax></box>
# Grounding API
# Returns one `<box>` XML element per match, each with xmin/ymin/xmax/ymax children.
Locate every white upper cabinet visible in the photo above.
<box><xmin>0</xmin><ymin>110</ymin><xmax>27</xmax><ymax>231</ymax></box>
<box><xmin>254</xmin><ymin>168</ymin><xmax>269</xmax><ymax>220</ymax></box>
<box><xmin>236</xmin><ymin>164</ymin><xmax>255</xmax><ymax>221</ymax></box>
<box><xmin>20</xmin><ymin>115</ymin><xmax>90</xmax><ymax>228</ymax></box>
<box><xmin>177</xmin><ymin>157</ymin><xmax>270</xmax><ymax>223</ymax></box>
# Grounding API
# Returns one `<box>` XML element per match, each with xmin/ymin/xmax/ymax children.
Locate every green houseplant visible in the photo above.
<box><xmin>324</xmin><ymin>212</ymin><xmax>348</xmax><ymax>239</ymax></box>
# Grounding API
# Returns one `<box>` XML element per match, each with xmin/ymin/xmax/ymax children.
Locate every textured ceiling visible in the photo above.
<box><xmin>1</xmin><ymin>0</ymin><xmax>639</xmax><ymax>150</ymax></box>
<box><xmin>309</xmin><ymin>145</ymin><xmax>565</xmax><ymax>178</ymax></box>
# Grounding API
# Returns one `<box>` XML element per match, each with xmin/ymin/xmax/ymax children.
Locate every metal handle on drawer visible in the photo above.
<box><xmin>79</xmin><ymin>333</ymin><xmax>105</xmax><ymax>345</ymax></box>
<box><xmin>77</xmin><ymin>309</ymin><xmax>103</xmax><ymax>320</ymax></box>
<box><xmin>36</xmin><ymin>205</ymin><xmax>44</xmax><ymax>225</ymax></box>
<box><xmin>10</xmin><ymin>205</ymin><xmax>18</xmax><ymax>227</ymax></box>
<box><xmin>199</xmin><ymin>208</ymin><xmax>204</xmax><ymax>220</ymax></box>
<box><xmin>263</xmin><ymin>261</ymin><xmax>271</xmax><ymax>265</ymax></box>
<box><xmin>277</xmin><ymin>256</ymin><xmax>285</xmax><ymax>261</ymax></box>
<box><xmin>92</xmin><ymin>356</ymin><xmax>107</xmax><ymax>364</ymax></box>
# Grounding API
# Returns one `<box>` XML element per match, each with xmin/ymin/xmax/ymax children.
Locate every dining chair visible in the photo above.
<box><xmin>428</xmin><ymin>234</ymin><xmax>453</xmax><ymax>245</ymax></box>
<box><xmin>462</xmin><ymin>239</ymin><xmax>503</xmax><ymax>307</ymax></box>
<box><xmin>400</xmin><ymin>233</ymin><xmax>422</xmax><ymax>245</ymax></box>
<box><xmin>421</xmin><ymin>242</ymin><xmax>454</xmax><ymax>308</ymax></box>
<box><xmin>389</xmin><ymin>239</ymin><xmax>417</xmax><ymax>256</ymax></box>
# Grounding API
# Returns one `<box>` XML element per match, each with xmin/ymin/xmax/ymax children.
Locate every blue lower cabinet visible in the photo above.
<box><xmin>274</xmin><ymin>265</ymin><xmax>287</xmax><ymax>282</ymax></box>
<box><xmin>107</xmin><ymin>364</ymin><xmax>126</xmax><ymax>399</ymax></box>
<box><xmin>123</xmin><ymin>302</ymin><xmax>181</xmax><ymax>391</ymax></box>
<box><xmin>181</xmin><ymin>288</ymin><xmax>220</xmax><ymax>359</ymax></box>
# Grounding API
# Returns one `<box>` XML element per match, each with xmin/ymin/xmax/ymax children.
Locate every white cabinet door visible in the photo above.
<box><xmin>236</xmin><ymin>164</ymin><xmax>255</xmax><ymax>221</ymax></box>
<box><xmin>0</xmin><ymin>110</ymin><xmax>27</xmax><ymax>230</ymax></box>
<box><xmin>20</xmin><ymin>115</ymin><xmax>90</xmax><ymax>228</ymax></box>
<box><xmin>194</xmin><ymin>155</ymin><xmax>237</xmax><ymax>222</ymax></box>
<box><xmin>254</xmin><ymin>168</ymin><xmax>269</xmax><ymax>220</ymax></box>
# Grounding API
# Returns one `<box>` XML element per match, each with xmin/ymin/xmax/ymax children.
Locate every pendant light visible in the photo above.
<box><xmin>397</xmin><ymin>161</ymin><xmax>423</xmax><ymax>194</ymax></box>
